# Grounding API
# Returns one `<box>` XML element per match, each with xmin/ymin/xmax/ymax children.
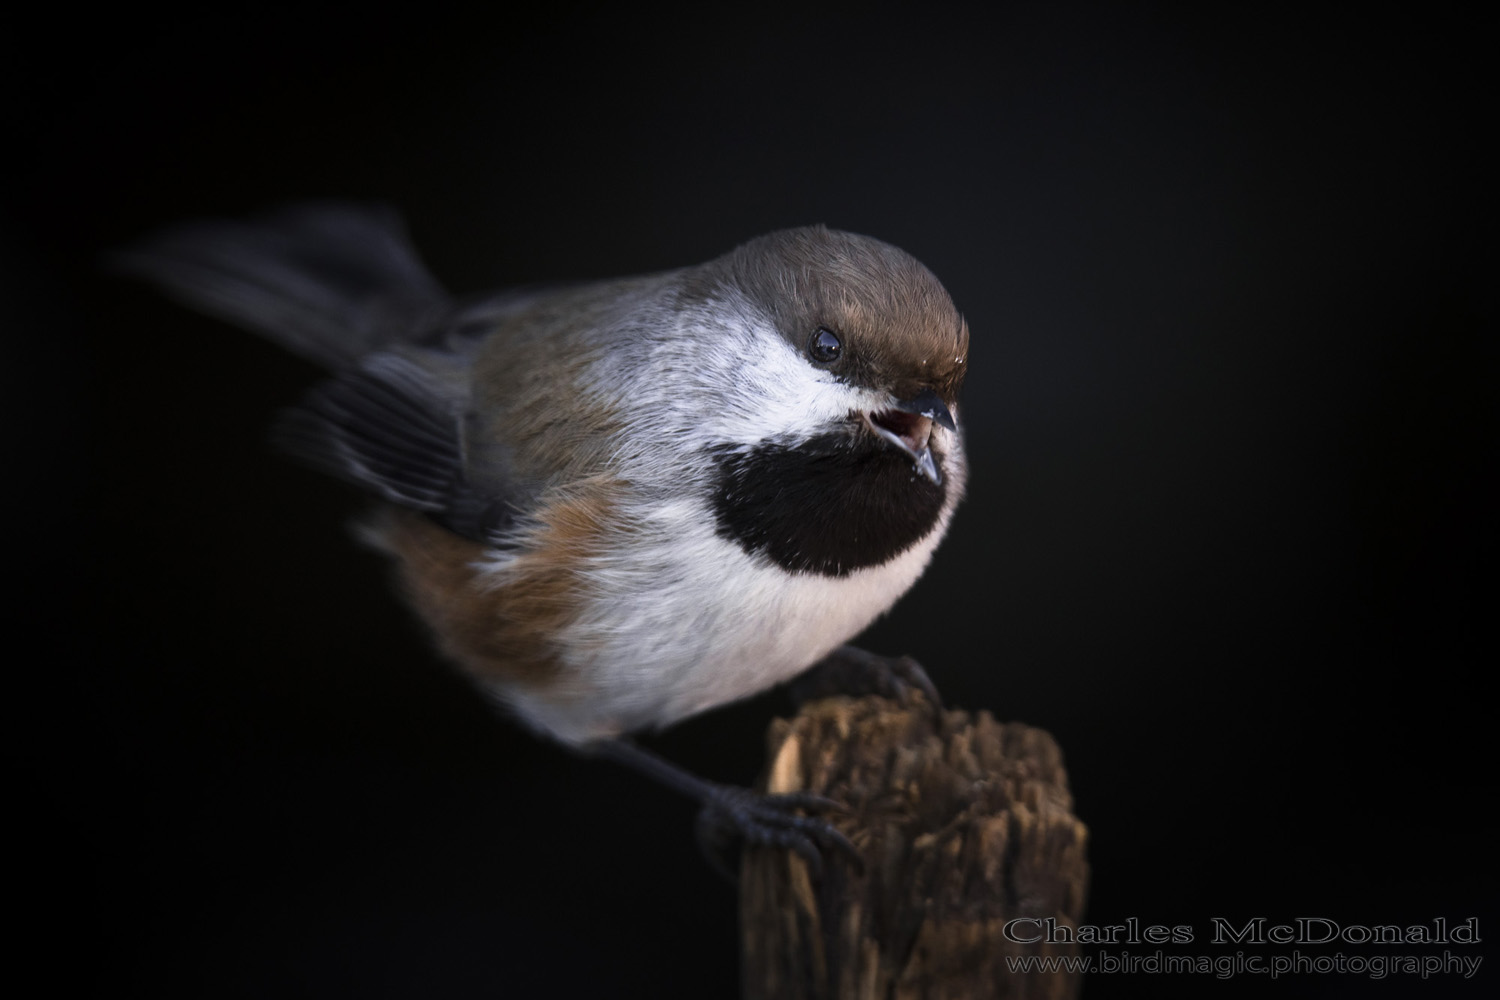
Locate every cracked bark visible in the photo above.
<box><xmin>740</xmin><ymin>695</ymin><xmax>1089</xmax><ymax>1000</ymax></box>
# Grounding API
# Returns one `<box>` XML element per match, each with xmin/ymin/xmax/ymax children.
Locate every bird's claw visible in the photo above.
<box><xmin>791</xmin><ymin>645</ymin><xmax>944</xmax><ymax>720</ymax></box>
<box><xmin>695</xmin><ymin>784</ymin><xmax>860</xmax><ymax>881</ymax></box>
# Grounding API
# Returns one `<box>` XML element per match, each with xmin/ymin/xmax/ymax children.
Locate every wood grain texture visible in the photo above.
<box><xmin>741</xmin><ymin>696</ymin><xmax>1089</xmax><ymax>1000</ymax></box>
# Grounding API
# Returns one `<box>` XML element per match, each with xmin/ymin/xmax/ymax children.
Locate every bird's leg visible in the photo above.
<box><xmin>789</xmin><ymin>644</ymin><xmax>943</xmax><ymax>716</ymax></box>
<box><xmin>587</xmin><ymin>646</ymin><xmax>939</xmax><ymax>879</ymax></box>
<box><xmin>588</xmin><ymin>737</ymin><xmax>859</xmax><ymax>881</ymax></box>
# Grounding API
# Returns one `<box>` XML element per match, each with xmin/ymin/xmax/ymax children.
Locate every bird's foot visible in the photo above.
<box><xmin>791</xmin><ymin>644</ymin><xmax>943</xmax><ymax>718</ymax></box>
<box><xmin>695</xmin><ymin>784</ymin><xmax>859</xmax><ymax>881</ymax></box>
<box><xmin>589</xmin><ymin>738</ymin><xmax>860</xmax><ymax>880</ymax></box>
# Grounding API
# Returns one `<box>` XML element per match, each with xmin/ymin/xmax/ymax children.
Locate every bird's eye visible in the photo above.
<box><xmin>808</xmin><ymin>327</ymin><xmax>842</xmax><ymax>365</ymax></box>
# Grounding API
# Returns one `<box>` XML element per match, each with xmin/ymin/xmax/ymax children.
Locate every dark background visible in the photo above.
<box><xmin>9</xmin><ymin>3</ymin><xmax>1488</xmax><ymax>997</ymax></box>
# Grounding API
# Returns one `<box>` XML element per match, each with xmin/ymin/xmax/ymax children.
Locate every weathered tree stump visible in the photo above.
<box><xmin>740</xmin><ymin>695</ymin><xmax>1089</xmax><ymax>1000</ymax></box>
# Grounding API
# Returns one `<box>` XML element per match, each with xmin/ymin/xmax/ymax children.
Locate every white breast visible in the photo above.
<box><xmin>490</xmin><ymin>436</ymin><xmax>963</xmax><ymax>745</ymax></box>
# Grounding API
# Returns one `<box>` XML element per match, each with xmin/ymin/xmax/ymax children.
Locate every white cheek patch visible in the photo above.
<box><xmin>674</xmin><ymin>300</ymin><xmax>882</xmax><ymax>448</ymax></box>
<box><xmin>575</xmin><ymin>290</ymin><xmax>891</xmax><ymax>471</ymax></box>
<box><xmin>700</xmin><ymin>336</ymin><xmax>847</xmax><ymax>443</ymax></box>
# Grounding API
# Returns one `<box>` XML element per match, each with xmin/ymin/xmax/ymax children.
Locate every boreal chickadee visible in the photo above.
<box><xmin>121</xmin><ymin>206</ymin><xmax>968</xmax><ymax>867</ymax></box>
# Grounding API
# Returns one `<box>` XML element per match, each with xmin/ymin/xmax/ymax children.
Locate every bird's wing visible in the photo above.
<box><xmin>275</xmin><ymin>348</ymin><xmax>520</xmax><ymax>545</ymax></box>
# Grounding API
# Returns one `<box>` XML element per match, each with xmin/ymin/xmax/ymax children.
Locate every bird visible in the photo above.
<box><xmin>118</xmin><ymin>205</ymin><xmax>969</xmax><ymax>870</ymax></box>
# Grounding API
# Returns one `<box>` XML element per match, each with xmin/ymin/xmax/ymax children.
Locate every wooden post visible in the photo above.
<box><xmin>740</xmin><ymin>695</ymin><xmax>1089</xmax><ymax>1000</ymax></box>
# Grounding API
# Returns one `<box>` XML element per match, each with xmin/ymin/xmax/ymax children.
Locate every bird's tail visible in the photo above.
<box><xmin>115</xmin><ymin>203</ymin><xmax>451</xmax><ymax>369</ymax></box>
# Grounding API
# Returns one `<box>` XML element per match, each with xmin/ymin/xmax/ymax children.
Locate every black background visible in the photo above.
<box><xmin>9</xmin><ymin>3</ymin><xmax>1489</xmax><ymax>997</ymax></box>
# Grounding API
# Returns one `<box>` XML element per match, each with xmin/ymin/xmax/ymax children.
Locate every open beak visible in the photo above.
<box><xmin>864</xmin><ymin>389</ymin><xmax>954</xmax><ymax>486</ymax></box>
